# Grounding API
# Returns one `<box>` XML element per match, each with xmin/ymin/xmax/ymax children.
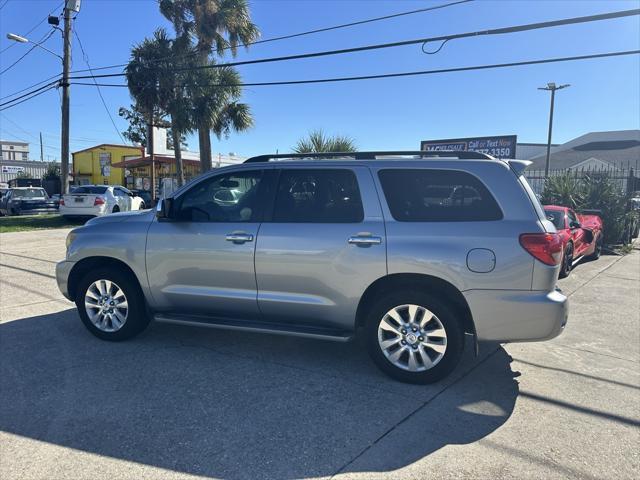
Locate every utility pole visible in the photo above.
<box><xmin>147</xmin><ymin>122</ymin><xmax>156</xmax><ymax>204</ymax></box>
<box><xmin>39</xmin><ymin>132</ymin><xmax>44</xmax><ymax>161</ymax></box>
<box><xmin>538</xmin><ymin>82</ymin><xmax>570</xmax><ymax>177</ymax></box>
<box><xmin>59</xmin><ymin>2</ymin><xmax>76</xmax><ymax>194</ymax></box>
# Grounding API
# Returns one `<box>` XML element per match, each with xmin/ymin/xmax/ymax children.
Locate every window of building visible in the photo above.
<box><xmin>273</xmin><ymin>169</ymin><xmax>364</xmax><ymax>223</ymax></box>
<box><xmin>378</xmin><ymin>169</ymin><xmax>503</xmax><ymax>222</ymax></box>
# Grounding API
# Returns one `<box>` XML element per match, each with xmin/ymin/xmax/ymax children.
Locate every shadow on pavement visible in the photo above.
<box><xmin>0</xmin><ymin>309</ymin><xmax>519</xmax><ymax>479</ymax></box>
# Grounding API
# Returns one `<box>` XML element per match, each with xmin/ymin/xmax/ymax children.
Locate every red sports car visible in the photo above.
<box><xmin>543</xmin><ymin>205</ymin><xmax>603</xmax><ymax>277</ymax></box>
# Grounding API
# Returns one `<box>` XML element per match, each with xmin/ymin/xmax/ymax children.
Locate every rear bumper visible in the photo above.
<box><xmin>59</xmin><ymin>204</ymin><xmax>106</xmax><ymax>216</ymax></box>
<box><xmin>464</xmin><ymin>289</ymin><xmax>568</xmax><ymax>342</ymax></box>
<box><xmin>13</xmin><ymin>207</ymin><xmax>58</xmax><ymax>215</ymax></box>
<box><xmin>55</xmin><ymin>260</ymin><xmax>75</xmax><ymax>301</ymax></box>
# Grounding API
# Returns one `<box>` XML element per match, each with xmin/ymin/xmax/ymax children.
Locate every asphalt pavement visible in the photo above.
<box><xmin>0</xmin><ymin>228</ymin><xmax>638</xmax><ymax>479</ymax></box>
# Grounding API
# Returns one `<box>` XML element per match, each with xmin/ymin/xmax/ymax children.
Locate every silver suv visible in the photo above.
<box><xmin>56</xmin><ymin>151</ymin><xmax>568</xmax><ymax>383</ymax></box>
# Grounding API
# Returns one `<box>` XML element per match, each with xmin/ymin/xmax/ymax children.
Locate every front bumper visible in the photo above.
<box><xmin>464</xmin><ymin>289</ymin><xmax>568</xmax><ymax>342</ymax></box>
<box><xmin>55</xmin><ymin>260</ymin><xmax>75</xmax><ymax>301</ymax></box>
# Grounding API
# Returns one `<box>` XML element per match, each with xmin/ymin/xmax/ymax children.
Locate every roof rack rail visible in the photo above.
<box><xmin>244</xmin><ymin>150</ymin><xmax>494</xmax><ymax>163</ymax></box>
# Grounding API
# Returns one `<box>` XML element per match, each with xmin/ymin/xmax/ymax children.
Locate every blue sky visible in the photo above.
<box><xmin>0</xmin><ymin>0</ymin><xmax>639</xmax><ymax>160</ymax></box>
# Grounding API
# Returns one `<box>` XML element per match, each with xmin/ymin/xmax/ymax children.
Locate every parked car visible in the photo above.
<box><xmin>56</xmin><ymin>151</ymin><xmax>568</xmax><ymax>384</ymax></box>
<box><xmin>59</xmin><ymin>185</ymin><xmax>145</xmax><ymax>218</ymax></box>
<box><xmin>130</xmin><ymin>189</ymin><xmax>152</xmax><ymax>209</ymax></box>
<box><xmin>0</xmin><ymin>187</ymin><xmax>58</xmax><ymax>216</ymax></box>
<box><xmin>543</xmin><ymin>205</ymin><xmax>603</xmax><ymax>277</ymax></box>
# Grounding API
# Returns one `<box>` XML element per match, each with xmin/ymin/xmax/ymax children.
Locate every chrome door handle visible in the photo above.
<box><xmin>348</xmin><ymin>235</ymin><xmax>382</xmax><ymax>246</ymax></box>
<box><xmin>226</xmin><ymin>233</ymin><xmax>254</xmax><ymax>244</ymax></box>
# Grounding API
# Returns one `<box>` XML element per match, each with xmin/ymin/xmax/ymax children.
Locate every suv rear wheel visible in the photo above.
<box><xmin>75</xmin><ymin>267</ymin><xmax>150</xmax><ymax>341</ymax></box>
<box><xmin>365</xmin><ymin>291</ymin><xmax>464</xmax><ymax>384</ymax></box>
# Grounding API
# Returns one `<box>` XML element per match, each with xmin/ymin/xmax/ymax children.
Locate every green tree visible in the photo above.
<box><xmin>125</xmin><ymin>29</ymin><xmax>193</xmax><ymax>186</ymax></box>
<box><xmin>159</xmin><ymin>0</ymin><xmax>259</xmax><ymax>172</ymax></box>
<box><xmin>118</xmin><ymin>104</ymin><xmax>187</xmax><ymax>150</ymax></box>
<box><xmin>42</xmin><ymin>162</ymin><xmax>61</xmax><ymax>181</ymax></box>
<box><xmin>293</xmin><ymin>129</ymin><xmax>357</xmax><ymax>153</ymax></box>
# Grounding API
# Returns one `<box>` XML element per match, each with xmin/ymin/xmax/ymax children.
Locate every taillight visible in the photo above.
<box><xmin>94</xmin><ymin>196</ymin><xmax>105</xmax><ymax>206</ymax></box>
<box><xmin>59</xmin><ymin>198</ymin><xmax>65</xmax><ymax>206</ymax></box>
<box><xmin>519</xmin><ymin>233</ymin><xmax>563</xmax><ymax>266</ymax></box>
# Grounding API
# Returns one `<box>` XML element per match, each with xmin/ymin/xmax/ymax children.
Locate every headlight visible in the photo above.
<box><xmin>65</xmin><ymin>231</ymin><xmax>77</xmax><ymax>258</ymax></box>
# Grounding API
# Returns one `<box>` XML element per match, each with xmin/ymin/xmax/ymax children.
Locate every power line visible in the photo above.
<box><xmin>0</xmin><ymin>1</ymin><xmax>63</xmax><ymax>54</ymax></box>
<box><xmin>0</xmin><ymin>1</ymin><xmax>471</xmax><ymax>101</ymax></box>
<box><xmin>73</xmin><ymin>29</ymin><xmax>127</xmax><ymax>144</ymax></box>
<box><xmin>0</xmin><ymin>0</ymin><xmax>10</xmax><ymax>12</ymax></box>
<box><xmin>0</xmin><ymin>73</ymin><xmax>62</xmax><ymax>102</ymax></box>
<box><xmin>67</xmin><ymin>8</ymin><xmax>640</xmax><ymax>81</ymax></box>
<box><xmin>0</xmin><ymin>29</ymin><xmax>57</xmax><ymax>76</ymax></box>
<box><xmin>0</xmin><ymin>84</ymin><xmax>57</xmax><ymax>111</ymax></box>
<box><xmin>0</xmin><ymin>80</ymin><xmax>60</xmax><ymax>107</ymax></box>
<box><xmin>70</xmin><ymin>50</ymin><xmax>640</xmax><ymax>89</ymax></box>
<box><xmin>65</xmin><ymin>0</ymin><xmax>475</xmax><ymax>75</ymax></box>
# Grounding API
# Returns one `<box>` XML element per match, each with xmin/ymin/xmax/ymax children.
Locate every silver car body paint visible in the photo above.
<box><xmin>57</xmin><ymin>157</ymin><xmax>568</xmax><ymax>343</ymax></box>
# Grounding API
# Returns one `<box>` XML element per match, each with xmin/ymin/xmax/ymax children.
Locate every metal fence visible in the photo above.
<box><xmin>525</xmin><ymin>159</ymin><xmax>640</xmax><ymax>196</ymax></box>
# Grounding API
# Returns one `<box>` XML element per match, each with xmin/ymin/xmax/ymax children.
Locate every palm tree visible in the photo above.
<box><xmin>159</xmin><ymin>0</ymin><xmax>259</xmax><ymax>171</ymax></box>
<box><xmin>125</xmin><ymin>29</ymin><xmax>192</xmax><ymax>186</ymax></box>
<box><xmin>293</xmin><ymin>130</ymin><xmax>357</xmax><ymax>153</ymax></box>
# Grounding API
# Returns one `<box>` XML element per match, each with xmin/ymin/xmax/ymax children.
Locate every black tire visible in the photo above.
<box><xmin>586</xmin><ymin>235</ymin><xmax>602</xmax><ymax>261</ymax></box>
<box><xmin>75</xmin><ymin>267</ymin><xmax>150</xmax><ymax>341</ymax></box>
<box><xmin>559</xmin><ymin>242</ymin><xmax>573</xmax><ymax>278</ymax></box>
<box><xmin>365</xmin><ymin>291</ymin><xmax>464</xmax><ymax>384</ymax></box>
<box><xmin>139</xmin><ymin>202</ymin><xmax>146</xmax><ymax>210</ymax></box>
<box><xmin>112</xmin><ymin>205</ymin><xmax>120</xmax><ymax>213</ymax></box>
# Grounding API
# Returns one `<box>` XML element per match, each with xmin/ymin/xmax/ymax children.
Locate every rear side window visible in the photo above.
<box><xmin>378</xmin><ymin>169</ymin><xmax>502</xmax><ymax>222</ymax></box>
<box><xmin>274</xmin><ymin>169</ymin><xmax>364</xmax><ymax>223</ymax></box>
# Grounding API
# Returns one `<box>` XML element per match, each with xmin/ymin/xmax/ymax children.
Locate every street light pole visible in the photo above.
<box><xmin>60</xmin><ymin>6</ymin><xmax>73</xmax><ymax>194</ymax></box>
<box><xmin>538</xmin><ymin>82</ymin><xmax>570</xmax><ymax>177</ymax></box>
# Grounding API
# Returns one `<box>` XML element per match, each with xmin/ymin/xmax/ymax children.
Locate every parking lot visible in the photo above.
<box><xmin>0</xmin><ymin>228</ymin><xmax>638</xmax><ymax>479</ymax></box>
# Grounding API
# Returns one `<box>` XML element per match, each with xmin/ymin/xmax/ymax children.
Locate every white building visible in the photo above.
<box><xmin>1</xmin><ymin>140</ymin><xmax>29</xmax><ymax>161</ymax></box>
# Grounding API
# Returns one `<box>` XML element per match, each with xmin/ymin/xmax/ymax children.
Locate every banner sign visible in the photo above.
<box><xmin>421</xmin><ymin>135</ymin><xmax>517</xmax><ymax>159</ymax></box>
<box><xmin>1</xmin><ymin>165</ymin><xmax>25</xmax><ymax>174</ymax></box>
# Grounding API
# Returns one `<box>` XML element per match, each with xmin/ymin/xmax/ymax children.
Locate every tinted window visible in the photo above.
<box><xmin>12</xmin><ymin>188</ymin><xmax>47</xmax><ymax>198</ymax></box>
<box><xmin>177</xmin><ymin>170</ymin><xmax>262</xmax><ymax>222</ymax></box>
<box><xmin>73</xmin><ymin>186</ymin><xmax>108</xmax><ymax>194</ymax></box>
<box><xmin>567</xmin><ymin>209</ymin><xmax>579</xmax><ymax>226</ymax></box>
<box><xmin>378</xmin><ymin>169</ymin><xmax>502</xmax><ymax>222</ymax></box>
<box><xmin>273</xmin><ymin>169</ymin><xmax>364</xmax><ymax>223</ymax></box>
<box><xmin>545</xmin><ymin>209</ymin><xmax>565</xmax><ymax>229</ymax></box>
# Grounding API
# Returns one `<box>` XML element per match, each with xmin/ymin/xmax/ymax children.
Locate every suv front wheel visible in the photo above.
<box><xmin>75</xmin><ymin>268</ymin><xmax>150</xmax><ymax>341</ymax></box>
<box><xmin>365</xmin><ymin>291</ymin><xmax>464</xmax><ymax>384</ymax></box>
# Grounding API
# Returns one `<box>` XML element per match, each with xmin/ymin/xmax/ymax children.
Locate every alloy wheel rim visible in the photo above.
<box><xmin>84</xmin><ymin>279</ymin><xmax>128</xmax><ymax>332</ymax></box>
<box><xmin>377</xmin><ymin>304</ymin><xmax>447</xmax><ymax>372</ymax></box>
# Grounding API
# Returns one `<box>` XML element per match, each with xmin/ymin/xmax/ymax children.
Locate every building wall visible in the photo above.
<box><xmin>72</xmin><ymin>145</ymin><xmax>143</xmax><ymax>185</ymax></box>
<box><xmin>0</xmin><ymin>160</ymin><xmax>53</xmax><ymax>185</ymax></box>
<box><xmin>1</xmin><ymin>140</ymin><xmax>29</xmax><ymax>161</ymax></box>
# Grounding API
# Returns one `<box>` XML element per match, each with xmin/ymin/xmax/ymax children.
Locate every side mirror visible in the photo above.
<box><xmin>156</xmin><ymin>197</ymin><xmax>174</xmax><ymax>221</ymax></box>
<box><xmin>570</xmin><ymin>221</ymin><xmax>581</xmax><ymax>229</ymax></box>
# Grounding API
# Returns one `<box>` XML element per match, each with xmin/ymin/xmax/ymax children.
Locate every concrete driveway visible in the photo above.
<box><xmin>0</xmin><ymin>229</ymin><xmax>638</xmax><ymax>479</ymax></box>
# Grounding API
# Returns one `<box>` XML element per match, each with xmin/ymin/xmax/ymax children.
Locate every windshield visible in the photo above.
<box><xmin>544</xmin><ymin>209</ymin><xmax>565</xmax><ymax>230</ymax></box>
<box><xmin>72</xmin><ymin>186</ymin><xmax>108</xmax><ymax>194</ymax></box>
<box><xmin>12</xmin><ymin>188</ymin><xmax>47</xmax><ymax>198</ymax></box>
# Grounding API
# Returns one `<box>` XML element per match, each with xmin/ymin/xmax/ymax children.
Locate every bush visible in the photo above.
<box><xmin>541</xmin><ymin>172</ymin><xmax>632</xmax><ymax>246</ymax></box>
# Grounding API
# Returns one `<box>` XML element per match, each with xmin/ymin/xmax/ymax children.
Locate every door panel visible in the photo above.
<box><xmin>146</xmin><ymin>221</ymin><xmax>261</xmax><ymax>316</ymax></box>
<box><xmin>145</xmin><ymin>169</ymin><xmax>266</xmax><ymax>318</ymax></box>
<box><xmin>255</xmin><ymin>167</ymin><xmax>386</xmax><ymax>330</ymax></box>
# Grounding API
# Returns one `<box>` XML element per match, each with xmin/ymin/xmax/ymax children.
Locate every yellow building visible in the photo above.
<box><xmin>72</xmin><ymin>144</ymin><xmax>144</xmax><ymax>186</ymax></box>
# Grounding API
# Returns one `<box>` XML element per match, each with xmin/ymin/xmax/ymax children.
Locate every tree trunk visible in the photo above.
<box><xmin>171</xmin><ymin>120</ymin><xmax>185</xmax><ymax>187</ymax></box>
<box><xmin>199</xmin><ymin>125</ymin><xmax>212</xmax><ymax>173</ymax></box>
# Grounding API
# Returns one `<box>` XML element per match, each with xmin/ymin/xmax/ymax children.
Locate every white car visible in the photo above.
<box><xmin>59</xmin><ymin>185</ymin><xmax>145</xmax><ymax>218</ymax></box>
